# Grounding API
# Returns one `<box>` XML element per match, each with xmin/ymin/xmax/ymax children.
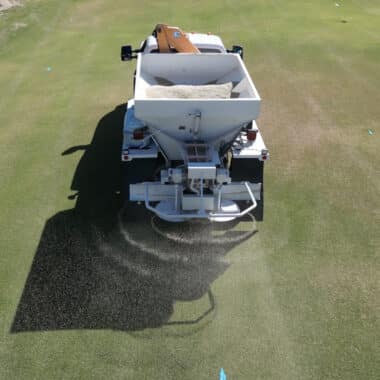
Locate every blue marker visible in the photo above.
<box><xmin>220</xmin><ymin>368</ymin><xmax>227</xmax><ymax>380</ymax></box>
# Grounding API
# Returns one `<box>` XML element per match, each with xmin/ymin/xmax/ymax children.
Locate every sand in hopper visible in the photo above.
<box><xmin>146</xmin><ymin>82</ymin><xmax>233</xmax><ymax>99</ymax></box>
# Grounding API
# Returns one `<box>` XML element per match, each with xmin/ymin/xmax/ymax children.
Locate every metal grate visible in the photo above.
<box><xmin>185</xmin><ymin>143</ymin><xmax>210</xmax><ymax>162</ymax></box>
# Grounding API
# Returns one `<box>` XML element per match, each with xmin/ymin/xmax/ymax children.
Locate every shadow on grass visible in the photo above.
<box><xmin>11</xmin><ymin>104</ymin><xmax>255</xmax><ymax>333</ymax></box>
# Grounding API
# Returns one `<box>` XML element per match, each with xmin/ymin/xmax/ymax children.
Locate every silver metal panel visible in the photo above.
<box><xmin>221</xmin><ymin>182</ymin><xmax>262</xmax><ymax>201</ymax></box>
<box><xmin>188</xmin><ymin>162</ymin><xmax>216</xmax><ymax>179</ymax></box>
<box><xmin>130</xmin><ymin>182</ymin><xmax>261</xmax><ymax>203</ymax></box>
<box><xmin>130</xmin><ymin>183</ymin><xmax>177</xmax><ymax>202</ymax></box>
<box><xmin>182</xmin><ymin>195</ymin><xmax>214</xmax><ymax>210</ymax></box>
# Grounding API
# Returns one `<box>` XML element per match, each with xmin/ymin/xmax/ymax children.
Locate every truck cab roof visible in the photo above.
<box><xmin>141</xmin><ymin>34</ymin><xmax>226</xmax><ymax>53</ymax></box>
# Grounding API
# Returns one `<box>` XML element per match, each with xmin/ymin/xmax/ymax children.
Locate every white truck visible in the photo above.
<box><xmin>120</xmin><ymin>25</ymin><xmax>269</xmax><ymax>222</ymax></box>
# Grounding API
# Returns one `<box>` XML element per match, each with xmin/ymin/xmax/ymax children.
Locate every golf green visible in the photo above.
<box><xmin>0</xmin><ymin>1</ymin><xmax>379</xmax><ymax>379</ymax></box>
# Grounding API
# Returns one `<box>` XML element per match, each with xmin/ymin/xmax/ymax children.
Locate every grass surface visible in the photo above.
<box><xmin>0</xmin><ymin>1</ymin><xmax>379</xmax><ymax>379</ymax></box>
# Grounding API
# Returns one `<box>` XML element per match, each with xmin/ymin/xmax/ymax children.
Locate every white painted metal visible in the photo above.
<box><xmin>216</xmin><ymin>168</ymin><xmax>230</xmax><ymax>184</ymax></box>
<box><xmin>130</xmin><ymin>182</ymin><xmax>261</xmax><ymax>202</ymax></box>
<box><xmin>142</xmin><ymin>34</ymin><xmax>226</xmax><ymax>53</ymax></box>
<box><xmin>209</xmin><ymin>201</ymin><xmax>240</xmax><ymax>222</ymax></box>
<box><xmin>186</xmin><ymin>33</ymin><xmax>226</xmax><ymax>52</ymax></box>
<box><xmin>142</xmin><ymin>182</ymin><xmax>257</xmax><ymax>222</ymax></box>
<box><xmin>182</xmin><ymin>195</ymin><xmax>214</xmax><ymax>211</ymax></box>
<box><xmin>122</xmin><ymin>146</ymin><xmax>158</xmax><ymax>161</ymax></box>
<box><xmin>154</xmin><ymin>200</ymin><xmax>185</xmax><ymax>222</ymax></box>
<box><xmin>220</xmin><ymin>183</ymin><xmax>261</xmax><ymax>201</ymax></box>
<box><xmin>231</xmin><ymin>121</ymin><xmax>269</xmax><ymax>161</ymax></box>
<box><xmin>188</xmin><ymin>163</ymin><xmax>216</xmax><ymax>179</ymax></box>
<box><xmin>122</xmin><ymin>32</ymin><xmax>268</xmax><ymax>222</ymax></box>
<box><xmin>133</xmin><ymin>54</ymin><xmax>261</xmax><ymax>160</ymax></box>
<box><xmin>168</xmin><ymin>168</ymin><xmax>183</xmax><ymax>183</ymax></box>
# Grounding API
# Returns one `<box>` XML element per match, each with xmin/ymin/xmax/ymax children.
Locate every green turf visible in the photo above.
<box><xmin>0</xmin><ymin>1</ymin><xmax>379</xmax><ymax>379</ymax></box>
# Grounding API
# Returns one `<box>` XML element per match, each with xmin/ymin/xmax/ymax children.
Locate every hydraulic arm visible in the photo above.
<box><xmin>154</xmin><ymin>24</ymin><xmax>200</xmax><ymax>53</ymax></box>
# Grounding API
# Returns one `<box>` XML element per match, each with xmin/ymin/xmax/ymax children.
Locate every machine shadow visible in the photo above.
<box><xmin>11</xmin><ymin>104</ymin><xmax>255</xmax><ymax>333</ymax></box>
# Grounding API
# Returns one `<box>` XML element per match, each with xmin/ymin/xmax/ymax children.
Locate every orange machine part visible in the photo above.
<box><xmin>154</xmin><ymin>24</ymin><xmax>200</xmax><ymax>53</ymax></box>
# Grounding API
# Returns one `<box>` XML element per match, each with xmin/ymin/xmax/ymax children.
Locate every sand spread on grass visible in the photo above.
<box><xmin>0</xmin><ymin>0</ymin><xmax>22</xmax><ymax>12</ymax></box>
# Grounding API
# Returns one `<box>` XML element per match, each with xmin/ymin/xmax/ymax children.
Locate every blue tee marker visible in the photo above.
<box><xmin>219</xmin><ymin>368</ymin><xmax>227</xmax><ymax>380</ymax></box>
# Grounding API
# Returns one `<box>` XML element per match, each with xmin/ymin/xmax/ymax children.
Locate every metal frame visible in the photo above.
<box><xmin>142</xmin><ymin>181</ymin><xmax>258</xmax><ymax>221</ymax></box>
<box><xmin>121</xmin><ymin>29</ymin><xmax>269</xmax><ymax>222</ymax></box>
